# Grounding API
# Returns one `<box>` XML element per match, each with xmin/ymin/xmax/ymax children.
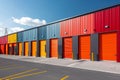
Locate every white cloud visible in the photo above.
<box><xmin>0</xmin><ymin>27</ymin><xmax>24</xmax><ymax>36</ymax></box>
<box><xmin>0</xmin><ymin>27</ymin><xmax>4</xmax><ymax>36</ymax></box>
<box><xmin>9</xmin><ymin>27</ymin><xmax>24</xmax><ymax>34</ymax></box>
<box><xmin>12</xmin><ymin>17</ymin><xmax>46</xmax><ymax>27</ymax></box>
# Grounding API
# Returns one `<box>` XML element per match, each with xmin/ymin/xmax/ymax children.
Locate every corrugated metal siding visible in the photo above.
<box><xmin>18</xmin><ymin>32</ymin><xmax>23</xmax><ymax>42</ymax></box>
<box><xmin>95</xmin><ymin>6</ymin><xmax>120</xmax><ymax>32</ymax></box>
<box><xmin>0</xmin><ymin>36</ymin><xmax>8</xmax><ymax>44</ymax></box>
<box><xmin>60</xmin><ymin>20</ymin><xmax>72</xmax><ymax>37</ymax></box>
<box><xmin>79</xmin><ymin>13</ymin><xmax>95</xmax><ymax>35</ymax></box>
<box><xmin>23</xmin><ymin>28</ymin><xmax>37</xmax><ymax>41</ymax></box>
<box><xmin>39</xmin><ymin>26</ymin><xmax>47</xmax><ymax>40</ymax></box>
<box><xmin>47</xmin><ymin>23</ymin><xmax>60</xmax><ymax>39</ymax></box>
<box><xmin>8</xmin><ymin>33</ymin><xmax>17</xmax><ymax>43</ymax></box>
<box><xmin>60</xmin><ymin>13</ymin><xmax>95</xmax><ymax>37</ymax></box>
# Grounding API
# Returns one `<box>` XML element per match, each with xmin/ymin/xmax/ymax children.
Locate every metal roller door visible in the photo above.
<box><xmin>40</xmin><ymin>40</ymin><xmax>46</xmax><ymax>58</ymax></box>
<box><xmin>99</xmin><ymin>32</ymin><xmax>117</xmax><ymax>61</ymax></box>
<box><xmin>13</xmin><ymin>44</ymin><xmax>17</xmax><ymax>55</ymax></box>
<box><xmin>9</xmin><ymin>44</ymin><xmax>13</xmax><ymax>55</ymax></box>
<box><xmin>19</xmin><ymin>43</ymin><xmax>22</xmax><ymax>56</ymax></box>
<box><xmin>79</xmin><ymin>35</ymin><xmax>90</xmax><ymax>59</ymax></box>
<box><xmin>32</xmin><ymin>41</ymin><xmax>37</xmax><ymax>57</ymax></box>
<box><xmin>63</xmin><ymin>37</ymin><xmax>73</xmax><ymax>59</ymax></box>
<box><xmin>25</xmin><ymin>42</ymin><xmax>29</xmax><ymax>56</ymax></box>
<box><xmin>1</xmin><ymin>45</ymin><xmax>5</xmax><ymax>54</ymax></box>
<box><xmin>50</xmin><ymin>39</ymin><xmax>58</xmax><ymax>58</ymax></box>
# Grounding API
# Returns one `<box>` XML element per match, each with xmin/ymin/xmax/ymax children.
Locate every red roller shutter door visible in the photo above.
<box><xmin>63</xmin><ymin>37</ymin><xmax>73</xmax><ymax>59</ymax></box>
<box><xmin>79</xmin><ymin>35</ymin><xmax>91</xmax><ymax>59</ymax></box>
<box><xmin>50</xmin><ymin>39</ymin><xmax>58</xmax><ymax>58</ymax></box>
<box><xmin>99</xmin><ymin>32</ymin><xmax>117</xmax><ymax>61</ymax></box>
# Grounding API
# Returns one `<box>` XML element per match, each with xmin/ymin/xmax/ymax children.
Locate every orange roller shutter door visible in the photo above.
<box><xmin>19</xmin><ymin>43</ymin><xmax>22</xmax><ymax>56</ymax></box>
<box><xmin>63</xmin><ymin>37</ymin><xmax>73</xmax><ymax>59</ymax></box>
<box><xmin>32</xmin><ymin>41</ymin><xmax>37</xmax><ymax>57</ymax></box>
<box><xmin>1</xmin><ymin>45</ymin><xmax>5</xmax><ymax>54</ymax></box>
<box><xmin>79</xmin><ymin>35</ymin><xmax>91</xmax><ymax>59</ymax></box>
<box><xmin>50</xmin><ymin>39</ymin><xmax>58</xmax><ymax>58</ymax></box>
<box><xmin>25</xmin><ymin>42</ymin><xmax>29</xmax><ymax>56</ymax></box>
<box><xmin>99</xmin><ymin>32</ymin><xmax>117</xmax><ymax>61</ymax></box>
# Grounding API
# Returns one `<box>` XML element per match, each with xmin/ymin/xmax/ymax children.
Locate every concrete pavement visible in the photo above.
<box><xmin>0</xmin><ymin>57</ymin><xmax>120</xmax><ymax>80</ymax></box>
<box><xmin>0</xmin><ymin>54</ymin><xmax>120</xmax><ymax>74</ymax></box>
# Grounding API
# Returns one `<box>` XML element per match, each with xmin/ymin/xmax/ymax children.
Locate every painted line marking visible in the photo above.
<box><xmin>0</xmin><ymin>68</ymin><xmax>38</xmax><ymax>79</ymax></box>
<box><xmin>9</xmin><ymin>70</ymin><xmax>47</xmax><ymax>80</ymax></box>
<box><xmin>60</xmin><ymin>75</ymin><xmax>69</xmax><ymax>80</ymax></box>
<box><xmin>0</xmin><ymin>66</ymin><xmax>24</xmax><ymax>70</ymax></box>
<box><xmin>0</xmin><ymin>64</ymin><xmax>21</xmax><ymax>69</ymax></box>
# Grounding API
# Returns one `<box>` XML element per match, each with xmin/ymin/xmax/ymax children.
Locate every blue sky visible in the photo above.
<box><xmin>0</xmin><ymin>0</ymin><xmax>120</xmax><ymax>36</ymax></box>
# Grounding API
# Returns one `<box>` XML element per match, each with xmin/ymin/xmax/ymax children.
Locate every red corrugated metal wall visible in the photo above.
<box><xmin>79</xmin><ymin>13</ymin><xmax>95</xmax><ymax>35</ymax></box>
<box><xmin>0</xmin><ymin>36</ymin><xmax>8</xmax><ymax>44</ymax></box>
<box><xmin>95</xmin><ymin>6</ymin><xmax>120</xmax><ymax>32</ymax></box>
<box><xmin>60</xmin><ymin>13</ymin><xmax>95</xmax><ymax>37</ymax></box>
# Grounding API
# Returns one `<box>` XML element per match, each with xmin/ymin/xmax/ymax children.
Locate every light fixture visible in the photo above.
<box><xmin>64</xmin><ymin>32</ymin><xmax>67</xmax><ymax>34</ymax></box>
<box><xmin>84</xmin><ymin>28</ymin><xmax>87</xmax><ymax>33</ymax></box>
<box><xmin>105</xmin><ymin>25</ymin><xmax>109</xmax><ymax>28</ymax></box>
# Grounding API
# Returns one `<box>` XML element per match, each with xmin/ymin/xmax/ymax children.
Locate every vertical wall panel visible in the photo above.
<box><xmin>0</xmin><ymin>36</ymin><xmax>8</xmax><ymax>44</ymax></box>
<box><xmin>18</xmin><ymin>32</ymin><xmax>23</xmax><ymax>42</ymax></box>
<box><xmin>39</xmin><ymin>26</ymin><xmax>47</xmax><ymax>40</ymax></box>
<box><xmin>8</xmin><ymin>33</ymin><xmax>17</xmax><ymax>43</ymax></box>
<box><xmin>23</xmin><ymin>28</ymin><xmax>37</xmax><ymax>41</ymax></box>
<box><xmin>60</xmin><ymin>13</ymin><xmax>95</xmax><ymax>37</ymax></box>
<box><xmin>72</xmin><ymin>36</ymin><xmax>78</xmax><ymax>59</ymax></box>
<box><xmin>47</xmin><ymin>23</ymin><xmax>60</xmax><ymax>39</ymax></box>
<box><xmin>91</xmin><ymin>34</ymin><xmax>99</xmax><ymax>61</ymax></box>
<box><xmin>46</xmin><ymin>39</ymin><xmax>50</xmax><ymax>58</ymax></box>
<box><xmin>79</xmin><ymin>14</ymin><xmax>95</xmax><ymax>35</ymax></box>
<box><xmin>58</xmin><ymin>38</ymin><xmax>63</xmax><ymax>58</ymax></box>
<box><xmin>95</xmin><ymin>6</ymin><xmax>120</xmax><ymax>32</ymax></box>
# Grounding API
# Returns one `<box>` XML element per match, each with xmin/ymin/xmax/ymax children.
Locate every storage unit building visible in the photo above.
<box><xmin>0</xmin><ymin>4</ymin><xmax>120</xmax><ymax>62</ymax></box>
